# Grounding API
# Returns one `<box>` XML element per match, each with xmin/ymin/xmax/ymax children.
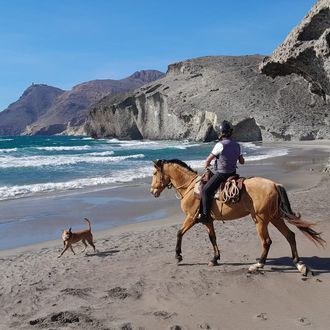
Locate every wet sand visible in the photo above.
<box><xmin>0</xmin><ymin>141</ymin><xmax>330</xmax><ymax>329</ymax></box>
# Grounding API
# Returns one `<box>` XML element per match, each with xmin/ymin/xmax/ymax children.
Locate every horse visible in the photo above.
<box><xmin>150</xmin><ymin>159</ymin><xmax>325</xmax><ymax>276</ymax></box>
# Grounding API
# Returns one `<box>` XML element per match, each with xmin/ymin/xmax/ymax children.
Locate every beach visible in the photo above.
<box><xmin>1</xmin><ymin>141</ymin><xmax>330</xmax><ymax>330</ymax></box>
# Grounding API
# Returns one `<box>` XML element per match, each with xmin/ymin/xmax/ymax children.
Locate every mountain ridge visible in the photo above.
<box><xmin>0</xmin><ymin>70</ymin><xmax>165</xmax><ymax>136</ymax></box>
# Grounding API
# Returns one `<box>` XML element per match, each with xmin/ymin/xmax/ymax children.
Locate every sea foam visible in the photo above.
<box><xmin>0</xmin><ymin>166</ymin><xmax>151</xmax><ymax>200</ymax></box>
<box><xmin>0</xmin><ymin>153</ymin><xmax>145</xmax><ymax>168</ymax></box>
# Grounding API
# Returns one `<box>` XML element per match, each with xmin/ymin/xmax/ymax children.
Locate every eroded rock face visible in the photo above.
<box><xmin>86</xmin><ymin>56</ymin><xmax>329</xmax><ymax>141</ymax></box>
<box><xmin>260</xmin><ymin>0</ymin><xmax>330</xmax><ymax>99</ymax></box>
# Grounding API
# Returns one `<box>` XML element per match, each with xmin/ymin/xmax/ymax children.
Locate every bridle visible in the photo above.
<box><xmin>154</xmin><ymin>163</ymin><xmax>198</xmax><ymax>199</ymax></box>
<box><xmin>160</xmin><ymin>170</ymin><xmax>173</xmax><ymax>190</ymax></box>
<box><xmin>152</xmin><ymin>164</ymin><xmax>172</xmax><ymax>191</ymax></box>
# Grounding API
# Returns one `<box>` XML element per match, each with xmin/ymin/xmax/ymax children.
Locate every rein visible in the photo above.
<box><xmin>161</xmin><ymin>165</ymin><xmax>198</xmax><ymax>199</ymax></box>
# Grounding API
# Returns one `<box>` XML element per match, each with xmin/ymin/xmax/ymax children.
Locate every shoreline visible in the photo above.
<box><xmin>0</xmin><ymin>140</ymin><xmax>329</xmax><ymax>254</ymax></box>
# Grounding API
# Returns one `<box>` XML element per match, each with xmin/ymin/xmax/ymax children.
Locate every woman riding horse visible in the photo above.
<box><xmin>199</xmin><ymin>120</ymin><xmax>245</xmax><ymax>224</ymax></box>
<box><xmin>150</xmin><ymin>156</ymin><xmax>325</xmax><ymax>276</ymax></box>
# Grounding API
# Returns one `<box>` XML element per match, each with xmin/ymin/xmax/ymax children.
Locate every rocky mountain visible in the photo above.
<box><xmin>260</xmin><ymin>0</ymin><xmax>330</xmax><ymax>100</ymax></box>
<box><xmin>0</xmin><ymin>70</ymin><xmax>165</xmax><ymax>136</ymax></box>
<box><xmin>0</xmin><ymin>84</ymin><xmax>65</xmax><ymax>136</ymax></box>
<box><xmin>86</xmin><ymin>55</ymin><xmax>329</xmax><ymax>141</ymax></box>
<box><xmin>86</xmin><ymin>1</ymin><xmax>330</xmax><ymax>142</ymax></box>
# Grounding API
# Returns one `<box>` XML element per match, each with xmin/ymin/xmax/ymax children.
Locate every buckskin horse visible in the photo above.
<box><xmin>150</xmin><ymin>159</ymin><xmax>325</xmax><ymax>276</ymax></box>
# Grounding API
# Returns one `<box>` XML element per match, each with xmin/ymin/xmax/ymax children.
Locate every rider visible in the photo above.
<box><xmin>198</xmin><ymin>120</ymin><xmax>245</xmax><ymax>224</ymax></box>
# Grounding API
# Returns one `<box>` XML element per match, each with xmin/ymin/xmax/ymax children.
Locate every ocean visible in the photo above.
<box><xmin>0</xmin><ymin>136</ymin><xmax>292</xmax><ymax>250</ymax></box>
<box><xmin>0</xmin><ymin>136</ymin><xmax>289</xmax><ymax>202</ymax></box>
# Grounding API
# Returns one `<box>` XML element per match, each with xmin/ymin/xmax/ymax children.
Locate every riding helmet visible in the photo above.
<box><xmin>219</xmin><ymin>120</ymin><xmax>233</xmax><ymax>136</ymax></box>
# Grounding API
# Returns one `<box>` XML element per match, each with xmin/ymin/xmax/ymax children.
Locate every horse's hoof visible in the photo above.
<box><xmin>208</xmin><ymin>260</ymin><xmax>218</xmax><ymax>267</ymax></box>
<box><xmin>302</xmin><ymin>266</ymin><xmax>314</xmax><ymax>277</ymax></box>
<box><xmin>176</xmin><ymin>255</ymin><xmax>183</xmax><ymax>263</ymax></box>
<box><xmin>296</xmin><ymin>261</ymin><xmax>313</xmax><ymax>277</ymax></box>
<box><xmin>248</xmin><ymin>262</ymin><xmax>264</xmax><ymax>273</ymax></box>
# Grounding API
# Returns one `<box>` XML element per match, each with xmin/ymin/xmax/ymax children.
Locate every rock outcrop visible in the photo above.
<box><xmin>0</xmin><ymin>70</ymin><xmax>164</xmax><ymax>136</ymax></box>
<box><xmin>86</xmin><ymin>55</ymin><xmax>329</xmax><ymax>141</ymax></box>
<box><xmin>260</xmin><ymin>0</ymin><xmax>330</xmax><ymax>101</ymax></box>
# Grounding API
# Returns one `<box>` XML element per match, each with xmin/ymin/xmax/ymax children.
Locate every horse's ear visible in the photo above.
<box><xmin>152</xmin><ymin>159</ymin><xmax>162</xmax><ymax>168</ymax></box>
<box><xmin>69</xmin><ymin>227</ymin><xmax>72</xmax><ymax>233</ymax></box>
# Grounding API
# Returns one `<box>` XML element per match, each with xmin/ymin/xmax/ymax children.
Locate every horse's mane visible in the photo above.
<box><xmin>165</xmin><ymin>159</ymin><xmax>197</xmax><ymax>174</ymax></box>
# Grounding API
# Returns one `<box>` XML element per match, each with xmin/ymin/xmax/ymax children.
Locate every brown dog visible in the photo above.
<box><xmin>58</xmin><ymin>218</ymin><xmax>96</xmax><ymax>258</ymax></box>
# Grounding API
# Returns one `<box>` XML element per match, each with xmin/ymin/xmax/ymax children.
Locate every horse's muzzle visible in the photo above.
<box><xmin>150</xmin><ymin>189</ymin><xmax>160</xmax><ymax>198</ymax></box>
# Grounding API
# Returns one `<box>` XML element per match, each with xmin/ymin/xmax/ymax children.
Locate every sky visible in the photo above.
<box><xmin>0</xmin><ymin>0</ymin><xmax>317</xmax><ymax>111</ymax></box>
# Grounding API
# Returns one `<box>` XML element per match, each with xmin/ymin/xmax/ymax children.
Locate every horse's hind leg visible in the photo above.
<box><xmin>204</xmin><ymin>222</ymin><xmax>220</xmax><ymax>266</ymax></box>
<box><xmin>249</xmin><ymin>220</ymin><xmax>272</xmax><ymax>273</ymax></box>
<box><xmin>271</xmin><ymin>218</ymin><xmax>310</xmax><ymax>275</ymax></box>
<box><xmin>271</xmin><ymin>218</ymin><xmax>299</xmax><ymax>261</ymax></box>
<box><xmin>176</xmin><ymin>215</ymin><xmax>196</xmax><ymax>263</ymax></box>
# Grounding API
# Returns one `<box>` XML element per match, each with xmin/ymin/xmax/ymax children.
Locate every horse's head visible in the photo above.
<box><xmin>150</xmin><ymin>160</ymin><xmax>172</xmax><ymax>198</ymax></box>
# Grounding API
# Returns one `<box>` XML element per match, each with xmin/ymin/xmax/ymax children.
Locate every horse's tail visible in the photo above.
<box><xmin>276</xmin><ymin>184</ymin><xmax>326</xmax><ymax>247</ymax></box>
<box><xmin>84</xmin><ymin>217</ymin><xmax>92</xmax><ymax>231</ymax></box>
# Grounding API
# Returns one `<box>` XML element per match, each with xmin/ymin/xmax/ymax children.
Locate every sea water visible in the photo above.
<box><xmin>0</xmin><ymin>136</ymin><xmax>290</xmax><ymax>250</ymax></box>
<box><xmin>0</xmin><ymin>136</ymin><xmax>288</xmax><ymax>201</ymax></box>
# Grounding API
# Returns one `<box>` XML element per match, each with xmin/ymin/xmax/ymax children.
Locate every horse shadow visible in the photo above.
<box><xmin>266</xmin><ymin>256</ymin><xmax>330</xmax><ymax>274</ymax></box>
<box><xmin>84</xmin><ymin>249</ymin><xmax>120</xmax><ymax>258</ymax></box>
<box><xmin>178</xmin><ymin>256</ymin><xmax>330</xmax><ymax>274</ymax></box>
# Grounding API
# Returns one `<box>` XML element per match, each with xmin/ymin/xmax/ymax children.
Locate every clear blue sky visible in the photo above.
<box><xmin>0</xmin><ymin>0</ymin><xmax>317</xmax><ymax>111</ymax></box>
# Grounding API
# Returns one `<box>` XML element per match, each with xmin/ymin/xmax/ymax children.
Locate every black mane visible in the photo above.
<box><xmin>165</xmin><ymin>159</ymin><xmax>197</xmax><ymax>174</ymax></box>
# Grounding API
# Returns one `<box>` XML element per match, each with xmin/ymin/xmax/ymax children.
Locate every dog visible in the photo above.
<box><xmin>58</xmin><ymin>218</ymin><xmax>96</xmax><ymax>258</ymax></box>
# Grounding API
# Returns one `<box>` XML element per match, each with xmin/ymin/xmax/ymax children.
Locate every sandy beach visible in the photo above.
<box><xmin>1</xmin><ymin>141</ymin><xmax>330</xmax><ymax>330</ymax></box>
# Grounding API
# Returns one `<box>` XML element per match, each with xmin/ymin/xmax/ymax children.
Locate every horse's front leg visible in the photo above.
<box><xmin>204</xmin><ymin>222</ymin><xmax>220</xmax><ymax>266</ymax></box>
<box><xmin>176</xmin><ymin>215</ymin><xmax>197</xmax><ymax>263</ymax></box>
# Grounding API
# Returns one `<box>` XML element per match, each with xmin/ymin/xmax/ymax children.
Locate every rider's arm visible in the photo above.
<box><xmin>205</xmin><ymin>153</ymin><xmax>215</xmax><ymax>169</ymax></box>
<box><xmin>239</xmin><ymin>154</ymin><xmax>245</xmax><ymax>165</ymax></box>
<box><xmin>206</xmin><ymin>142</ymin><xmax>223</xmax><ymax>169</ymax></box>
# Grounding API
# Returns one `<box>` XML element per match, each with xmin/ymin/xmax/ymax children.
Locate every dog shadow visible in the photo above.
<box><xmin>85</xmin><ymin>249</ymin><xmax>120</xmax><ymax>258</ymax></box>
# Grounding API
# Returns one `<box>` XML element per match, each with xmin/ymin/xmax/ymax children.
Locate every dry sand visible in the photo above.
<box><xmin>1</xmin><ymin>142</ymin><xmax>330</xmax><ymax>330</ymax></box>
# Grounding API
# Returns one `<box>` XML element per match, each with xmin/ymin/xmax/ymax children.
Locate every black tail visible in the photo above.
<box><xmin>276</xmin><ymin>184</ymin><xmax>326</xmax><ymax>247</ymax></box>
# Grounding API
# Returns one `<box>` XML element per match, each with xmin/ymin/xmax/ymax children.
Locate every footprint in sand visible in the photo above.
<box><xmin>169</xmin><ymin>326</ymin><xmax>183</xmax><ymax>330</ymax></box>
<box><xmin>107</xmin><ymin>286</ymin><xmax>129</xmax><ymax>299</ymax></box>
<box><xmin>29</xmin><ymin>311</ymin><xmax>103</xmax><ymax>328</ymax></box>
<box><xmin>297</xmin><ymin>317</ymin><xmax>312</xmax><ymax>326</ymax></box>
<box><xmin>153</xmin><ymin>310</ymin><xmax>177</xmax><ymax>320</ymax></box>
<box><xmin>256</xmin><ymin>312</ymin><xmax>268</xmax><ymax>321</ymax></box>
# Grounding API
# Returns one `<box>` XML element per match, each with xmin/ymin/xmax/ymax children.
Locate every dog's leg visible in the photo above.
<box><xmin>87</xmin><ymin>237</ymin><xmax>96</xmax><ymax>252</ymax></box>
<box><xmin>70</xmin><ymin>245</ymin><xmax>76</xmax><ymax>255</ymax></box>
<box><xmin>81</xmin><ymin>240</ymin><xmax>88</xmax><ymax>252</ymax></box>
<box><xmin>58</xmin><ymin>243</ymin><xmax>71</xmax><ymax>258</ymax></box>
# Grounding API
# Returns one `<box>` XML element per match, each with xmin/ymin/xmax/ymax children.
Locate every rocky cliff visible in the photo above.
<box><xmin>86</xmin><ymin>55</ymin><xmax>329</xmax><ymax>141</ymax></box>
<box><xmin>260</xmin><ymin>0</ymin><xmax>330</xmax><ymax>101</ymax></box>
<box><xmin>0</xmin><ymin>70</ymin><xmax>164</xmax><ymax>136</ymax></box>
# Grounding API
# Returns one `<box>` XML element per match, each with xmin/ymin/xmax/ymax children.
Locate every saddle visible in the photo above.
<box><xmin>194</xmin><ymin>173</ymin><xmax>245</xmax><ymax>204</ymax></box>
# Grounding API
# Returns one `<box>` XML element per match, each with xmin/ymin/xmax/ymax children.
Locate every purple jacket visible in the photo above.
<box><xmin>211</xmin><ymin>138</ymin><xmax>241</xmax><ymax>173</ymax></box>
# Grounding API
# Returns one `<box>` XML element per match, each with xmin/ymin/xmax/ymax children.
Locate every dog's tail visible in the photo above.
<box><xmin>84</xmin><ymin>218</ymin><xmax>92</xmax><ymax>231</ymax></box>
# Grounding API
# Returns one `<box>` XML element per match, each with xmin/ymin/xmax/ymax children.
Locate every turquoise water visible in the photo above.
<box><xmin>0</xmin><ymin>136</ymin><xmax>288</xmax><ymax>201</ymax></box>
